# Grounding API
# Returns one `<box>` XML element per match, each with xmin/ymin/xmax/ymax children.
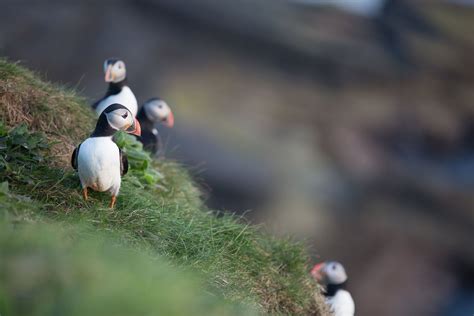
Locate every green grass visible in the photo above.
<box><xmin>0</xmin><ymin>215</ymin><xmax>252</xmax><ymax>315</ymax></box>
<box><xmin>0</xmin><ymin>58</ymin><xmax>328</xmax><ymax>315</ymax></box>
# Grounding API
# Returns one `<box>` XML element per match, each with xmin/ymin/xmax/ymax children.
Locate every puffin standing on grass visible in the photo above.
<box><xmin>136</xmin><ymin>98</ymin><xmax>174</xmax><ymax>154</ymax></box>
<box><xmin>71</xmin><ymin>103</ymin><xmax>141</xmax><ymax>208</ymax></box>
<box><xmin>92</xmin><ymin>59</ymin><xmax>138</xmax><ymax>117</ymax></box>
<box><xmin>311</xmin><ymin>261</ymin><xmax>355</xmax><ymax>316</ymax></box>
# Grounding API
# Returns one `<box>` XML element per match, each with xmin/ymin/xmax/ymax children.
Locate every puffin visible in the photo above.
<box><xmin>136</xmin><ymin>98</ymin><xmax>174</xmax><ymax>154</ymax></box>
<box><xmin>311</xmin><ymin>261</ymin><xmax>355</xmax><ymax>316</ymax></box>
<box><xmin>92</xmin><ymin>59</ymin><xmax>138</xmax><ymax>117</ymax></box>
<box><xmin>71</xmin><ymin>103</ymin><xmax>141</xmax><ymax>208</ymax></box>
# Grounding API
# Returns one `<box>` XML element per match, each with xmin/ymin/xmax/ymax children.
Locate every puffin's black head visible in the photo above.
<box><xmin>103</xmin><ymin>58</ymin><xmax>126</xmax><ymax>83</ymax></box>
<box><xmin>142</xmin><ymin>98</ymin><xmax>174</xmax><ymax>128</ymax></box>
<box><xmin>93</xmin><ymin>103</ymin><xmax>141</xmax><ymax>137</ymax></box>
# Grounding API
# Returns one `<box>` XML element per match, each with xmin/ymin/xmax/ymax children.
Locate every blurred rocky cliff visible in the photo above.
<box><xmin>1</xmin><ymin>0</ymin><xmax>473</xmax><ymax>315</ymax></box>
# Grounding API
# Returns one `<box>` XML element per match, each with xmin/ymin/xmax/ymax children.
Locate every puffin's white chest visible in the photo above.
<box><xmin>326</xmin><ymin>290</ymin><xmax>355</xmax><ymax>316</ymax></box>
<box><xmin>77</xmin><ymin>137</ymin><xmax>121</xmax><ymax>194</ymax></box>
<box><xmin>95</xmin><ymin>86</ymin><xmax>138</xmax><ymax>117</ymax></box>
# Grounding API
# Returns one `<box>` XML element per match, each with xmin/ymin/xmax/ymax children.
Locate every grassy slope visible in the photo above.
<box><xmin>0</xmin><ymin>200</ymin><xmax>252</xmax><ymax>316</ymax></box>
<box><xmin>0</xmin><ymin>59</ymin><xmax>328</xmax><ymax>315</ymax></box>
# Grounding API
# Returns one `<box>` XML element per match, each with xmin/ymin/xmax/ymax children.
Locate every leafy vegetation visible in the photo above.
<box><xmin>0</xmin><ymin>58</ymin><xmax>328</xmax><ymax>315</ymax></box>
<box><xmin>115</xmin><ymin>131</ymin><xmax>164</xmax><ymax>188</ymax></box>
<box><xmin>0</xmin><ymin>123</ymin><xmax>48</xmax><ymax>185</ymax></box>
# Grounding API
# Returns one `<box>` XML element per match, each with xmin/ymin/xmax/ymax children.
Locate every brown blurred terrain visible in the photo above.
<box><xmin>1</xmin><ymin>1</ymin><xmax>473</xmax><ymax>315</ymax></box>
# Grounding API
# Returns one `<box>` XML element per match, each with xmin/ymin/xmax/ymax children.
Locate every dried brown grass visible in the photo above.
<box><xmin>0</xmin><ymin>59</ymin><xmax>94</xmax><ymax>167</ymax></box>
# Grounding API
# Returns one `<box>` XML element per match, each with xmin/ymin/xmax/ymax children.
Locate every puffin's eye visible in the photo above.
<box><xmin>158</xmin><ymin>105</ymin><xmax>163</xmax><ymax>109</ymax></box>
<box><xmin>122</xmin><ymin>112</ymin><xmax>128</xmax><ymax>119</ymax></box>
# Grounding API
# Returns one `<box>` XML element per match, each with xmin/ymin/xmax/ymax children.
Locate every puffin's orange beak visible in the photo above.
<box><xmin>126</xmin><ymin>118</ymin><xmax>141</xmax><ymax>136</ymax></box>
<box><xmin>105</xmin><ymin>65</ymin><xmax>114</xmax><ymax>82</ymax></box>
<box><xmin>163</xmin><ymin>110</ymin><xmax>174</xmax><ymax>128</ymax></box>
<box><xmin>311</xmin><ymin>263</ymin><xmax>325</xmax><ymax>282</ymax></box>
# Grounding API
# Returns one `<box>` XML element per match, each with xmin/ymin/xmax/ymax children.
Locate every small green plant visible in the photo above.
<box><xmin>0</xmin><ymin>122</ymin><xmax>49</xmax><ymax>184</ymax></box>
<box><xmin>114</xmin><ymin>131</ymin><xmax>164</xmax><ymax>188</ymax></box>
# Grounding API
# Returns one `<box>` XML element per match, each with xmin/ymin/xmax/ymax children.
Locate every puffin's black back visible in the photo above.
<box><xmin>138</xmin><ymin>129</ymin><xmax>161</xmax><ymax>154</ymax></box>
<box><xmin>324</xmin><ymin>281</ymin><xmax>348</xmax><ymax>297</ymax></box>
<box><xmin>136</xmin><ymin>101</ymin><xmax>162</xmax><ymax>154</ymax></box>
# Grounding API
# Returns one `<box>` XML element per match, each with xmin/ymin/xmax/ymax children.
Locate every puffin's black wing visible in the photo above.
<box><xmin>120</xmin><ymin>148</ymin><xmax>129</xmax><ymax>176</ymax></box>
<box><xmin>139</xmin><ymin>129</ymin><xmax>161</xmax><ymax>155</ymax></box>
<box><xmin>71</xmin><ymin>144</ymin><xmax>81</xmax><ymax>170</ymax></box>
<box><xmin>91</xmin><ymin>97</ymin><xmax>104</xmax><ymax>110</ymax></box>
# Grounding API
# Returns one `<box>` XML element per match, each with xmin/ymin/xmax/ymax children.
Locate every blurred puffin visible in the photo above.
<box><xmin>136</xmin><ymin>98</ymin><xmax>174</xmax><ymax>154</ymax></box>
<box><xmin>311</xmin><ymin>261</ymin><xmax>355</xmax><ymax>316</ymax></box>
<box><xmin>92</xmin><ymin>59</ymin><xmax>138</xmax><ymax>117</ymax></box>
<box><xmin>71</xmin><ymin>103</ymin><xmax>141</xmax><ymax>208</ymax></box>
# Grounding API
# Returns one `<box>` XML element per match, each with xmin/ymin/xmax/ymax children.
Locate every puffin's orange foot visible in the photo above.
<box><xmin>109</xmin><ymin>195</ymin><xmax>116</xmax><ymax>208</ymax></box>
<box><xmin>82</xmin><ymin>188</ymin><xmax>88</xmax><ymax>201</ymax></box>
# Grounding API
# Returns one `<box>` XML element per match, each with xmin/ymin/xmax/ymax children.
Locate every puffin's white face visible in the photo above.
<box><xmin>104</xmin><ymin>60</ymin><xmax>126</xmax><ymax>83</ymax></box>
<box><xmin>311</xmin><ymin>261</ymin><xmax>348</xmax><ymax>285</ymax></box>
<box><xmin>144</xmin><ymin>99</ymin><xmax>174</xmax><ymax>127</ymax></box>
<box><xmin>105</xmin><ymin>108</ymin><xmax>140</xmax><ymax>135</ymax></box>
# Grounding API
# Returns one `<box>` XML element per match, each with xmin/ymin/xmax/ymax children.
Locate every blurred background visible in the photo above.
<box><xmin>1</xmin><ymin>0</ymin><xmax>473</xmax><ymax>315</ymax></box>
